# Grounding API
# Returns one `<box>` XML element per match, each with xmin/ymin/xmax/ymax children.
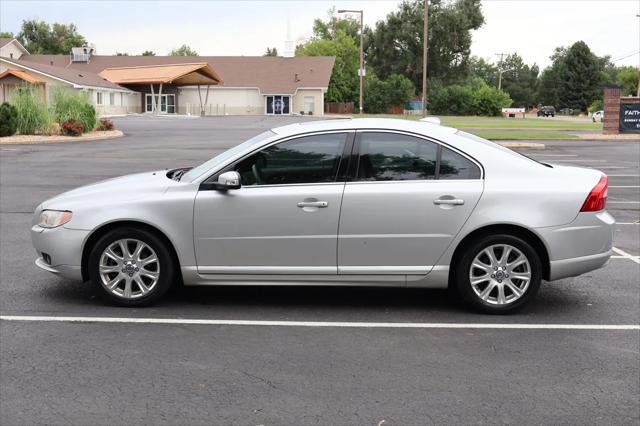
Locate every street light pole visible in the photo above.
<box><xmin>338</xmin><ymin>9</ymin><xmax>364</xmax><ymax>114</ymax></box>
<box><xmin>422</xmin><ymin>0</ymin><xmax>429</xmax><ymax>117</ymax></box>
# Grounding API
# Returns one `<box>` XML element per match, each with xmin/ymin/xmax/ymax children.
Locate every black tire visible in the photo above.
<box><xmin>88</xmin><ymin>227</ymin><xmax>175</xmax><ymax>307</ymax></box>
<box><xmin>452</xmin><ymin>234</ymin><xmax>542</xmax><ymax>314</ymax></box>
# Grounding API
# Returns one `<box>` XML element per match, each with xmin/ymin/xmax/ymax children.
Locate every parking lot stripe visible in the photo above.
<box><xmin>1</xmin><ymin>315</ymin><xmax>638</xmax><ymax>330</ymax></box>
<box><xmin>612</xmin><ymin>247</ymin><xmax>640</xmax><ymax>264</ymax></box>
<box><xmin>609</xmin><ymin>186</ymin><xmax>640</xmax><ymax>188</ymax></box>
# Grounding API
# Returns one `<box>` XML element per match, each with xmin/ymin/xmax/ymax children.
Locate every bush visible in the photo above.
<box><xmin>0</xmin><ymin>102</ymin><xmax>18</xmax><ymax>137</ymax></box>
<box><xmin>588</xmin><ymin>99</ymin><xmax>603</xmax><ymax>113</ymax></box>
<box><xmin>97</xmin><ymin>118</ymin><xmax>114</xmax><ymax>131</ymax></box>
<box><xmin>364</xmin><ymin>73</ymin><xmax>415</xmax><ymax>114</ymax></box>
<box><xmin>52</xmin><ymin>86</ymin><xmax>97</xmax><ymax>133</ymax></box>
<box><xmin>430</xmin><ymin>79</ymin><xmax>512</xmax><ymax>116</ymax></box>
<box><xmin>61</xmin><ymin>119</ymin><xmax>84</xmax><ymax>136</ymax></box>
<box><xmin>12</xmin><ymin>85</ymin><xmax>53</xmax><ymax>135</ymax></box>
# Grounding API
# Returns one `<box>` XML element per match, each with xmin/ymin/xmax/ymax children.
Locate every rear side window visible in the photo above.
<box><xmin>356</xmin><ymin>132</ymin><xmax>438</xmax><ymax>181</ymax></box>
<box><xmin>439</xmin><ymin>147</ymin><xmax>481</xmax><ymax>179</ymax></box>
<box><xmin>234</xmin><ymin>133</ymin><xmax>347</xmax><ymax>185</ymax></box>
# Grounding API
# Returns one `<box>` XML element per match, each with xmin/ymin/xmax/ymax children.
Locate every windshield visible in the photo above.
<box><xmin>456</xmin><ymin>131</ymin><xmax>550</xmax><ymax>167</ymax></box>
<box><xmin>181</xmin><ymin>130</ymin><xmax>276</xmax><ymax>182</ymax></box>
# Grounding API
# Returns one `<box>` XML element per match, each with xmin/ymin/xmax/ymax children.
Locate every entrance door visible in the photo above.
<box><xmin>193</xmin><ymin>132</ymin><xmax>351</xmax><ymax>274</ymax></box>
<box><xmin>145</xmin><ymin>94</ymin><xmax>175</xmax><ymax>113</ymax></box>
<box><xmin>338</xmin><ymin>131</ymin><xmax>484</xmax><ymax>275</ymax></box>
<box><xmin>265</xmin><ymin>95</ymin><xmax>291</xmax><ymax>115</ymax></box>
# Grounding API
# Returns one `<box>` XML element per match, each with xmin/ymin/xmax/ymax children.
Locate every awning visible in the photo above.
<box><xmin>0</xmin><ymin>68</ymin><xmax>45</xmax><ymax>84</ymax></box>
<box><xmin>99</xmin><ymin>63</ymin><xmax>222</xmax><ymax>86</ymax></box>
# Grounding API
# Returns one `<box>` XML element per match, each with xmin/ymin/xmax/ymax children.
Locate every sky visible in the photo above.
<box><xmin>0</xmin><ymin>0</ymin><xmax>638</xmax><ymax>70</ymax></box>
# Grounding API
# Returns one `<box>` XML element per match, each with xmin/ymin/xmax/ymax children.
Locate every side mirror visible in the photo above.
<box><xmin>215</xmin><ymin>171</ymin><xmax>241</xmax><ymax>190</ymax></box>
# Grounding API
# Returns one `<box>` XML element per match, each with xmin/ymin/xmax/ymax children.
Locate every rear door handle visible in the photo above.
<box><xmin>433</xmin><ymin>198</ymin><xmax>465</xmax><ymax>206</ymax></box>
<box><xmin>297</xmin><ymin>201</ymin><xmax>328</xmax><ymax>208</ymax></box>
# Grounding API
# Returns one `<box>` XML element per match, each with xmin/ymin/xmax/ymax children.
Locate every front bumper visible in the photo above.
<box><xmin>31</xmin><ymin>225</ymin><xmax>90</xmax><ymax>281</ymax></box>
<box><xmin>537</xmin><ymin>211</ymin><xmax>615</xmax><ymax>281</ymax></box>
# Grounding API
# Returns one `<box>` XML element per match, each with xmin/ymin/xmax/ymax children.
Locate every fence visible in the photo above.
<box><xmin>325</xmin><ymin>102</ymin><xmax>354</xmax><ymax>114</ymax></box>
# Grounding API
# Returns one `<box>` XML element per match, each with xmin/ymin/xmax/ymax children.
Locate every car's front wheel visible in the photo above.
<box><xmin>453</xmin><ymin>235</ymin><xmax>542</xmax><ymax>314</ymax></box>
<box><xmin>88</xmin><ymin>227</ymin><xmax>174</xmax><ymax>306</ymax></box>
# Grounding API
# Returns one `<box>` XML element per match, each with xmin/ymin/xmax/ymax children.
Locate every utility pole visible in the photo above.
<box><xmin>422</xmin><ymin>0</ymin><xmax>429</xmax><ymax>117</ymax></box>
<box><xmin>338</xmin><ymin>9</ymin><xmax>364</xmax><ymax>114</ymax></box>
<box><xmin>495</xmin><ymin>52</ymin><xmax>507</xmax><ymax>90</ymax></box>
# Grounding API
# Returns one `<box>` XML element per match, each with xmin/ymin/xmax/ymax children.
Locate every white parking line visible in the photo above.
<box><xmin>549</xmin><ymin>160</ymin><xmax>607</xmax><ymax>163</ymax></box>
<box><xmin>608</xmin><ymin>175</ymin><xmax>640</xmax><ymax>177</ymax></box>
<box><xmin>609</xmin><ymin>201</ymin><xmax>640</xmax><ymax>204</ymax></box>
<box><xmin>532</xmin><ymin>154</ymin><xmax>578</xmax><ymax>157</ymax></box>
<box><xmin>0</xmin><ymin>315</ymin><xmax>638</xmax><ymax>330</ymax></box>
<box><xmin>609</xmin><ymin>186</ymin><xmax>640</xmax><ymax>188</ymax></box>
<box><xmin>612</xmin><ymin>247</ymin><xmax>640</xmax><ymax>264</ymax></box>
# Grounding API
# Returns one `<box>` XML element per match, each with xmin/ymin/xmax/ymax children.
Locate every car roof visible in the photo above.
<box><xmin>271</xmin><ymin>118</ymin><xmax>459</xmax><ymax>139</ymax></box>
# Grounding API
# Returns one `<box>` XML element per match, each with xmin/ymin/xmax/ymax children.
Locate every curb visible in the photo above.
<box><xmin>496</xmin><ymin>141</ymin><xmax>545</xmax><ymax>149</ymax></box>
<box><xmin>0</xmin><ymin>130</ymin><xmax>124</xmax><ymax>145</ymax></box>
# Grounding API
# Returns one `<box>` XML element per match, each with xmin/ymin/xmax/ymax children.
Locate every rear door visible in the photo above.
<box><xmin>337</xmin><ymin>131</ymin><xmax>484</xmax><ymax>275</ymax></box>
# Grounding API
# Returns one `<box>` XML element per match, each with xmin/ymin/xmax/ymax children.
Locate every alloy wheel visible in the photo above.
<box><xmin>98</xmin><ymin>238</ymin><xmax>160</xmax><ymax>299</ymax></box>
<box><xmin>468</xmin><ymin>244</ymin><xmax>531</xmax><ymax>305</ymax></box>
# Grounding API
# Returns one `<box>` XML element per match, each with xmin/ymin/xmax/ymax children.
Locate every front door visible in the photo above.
<box><xmin>193</xmin><ymin>132</ymin><xmax>352</xmax><ymax>274</ymax></box>
<box><xmin>338</xmin><ymin>131</ymin><xmax>484</xmax><ymax>275</ymax></box>
<box><xmin>145</xmin><ymin>94</ymin><xmax>175</xmax><ymax>113</ymax></box>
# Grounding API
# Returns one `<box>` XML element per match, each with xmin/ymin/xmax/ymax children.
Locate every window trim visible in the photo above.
<box><xmin>199</xmin><ymin>130</ymin><xmax>356</xmax><ymax>190</ymax></box>
<box><xmin>349</xmin><ymin>129</ymin><xmax>484</xmax><ymax>183</ymax></box>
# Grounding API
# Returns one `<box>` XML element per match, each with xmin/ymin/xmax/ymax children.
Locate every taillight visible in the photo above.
<box><xmin>580</xmin><ymin>175</ymin><xmax>608</xmax><ymax>212</ymax></box>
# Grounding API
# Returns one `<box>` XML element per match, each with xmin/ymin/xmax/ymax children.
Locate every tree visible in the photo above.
<box><xmin>169</xmin><ymin>44</ymin><xmax>198</xmax><ymax>56</ymax></box>
<box><xmin>469</xmin><ymin>56</ymin><xmax>497</xmax><ymax>86</ymax></box>
<box><xmin>116</xmin><ymin>52</ymin><xmax>129</xmax><ymax>56</ymax></box>
<box><xmin>312</xmin><ymin>7</ymin><xmax>360</xmax><ymax>41</ymax></box>
<box><xmin>364</xmin><ymin>73</ymin><xmax>415</xmax><ymax>113</ymax></box>
<box><xmin>364</xmin><ymin>0</ymin><xmax>484</xmax><ymax>90</ymax></box>
<box><xmin>430</xmin><ymin>78</ymin><xmax>511</xmax><ymax>116</ymax></box>
<box><xmin>297</xmin><ymin>29</ymin><xmax>359</xmax><ymax>104</ymax></box>
<box><xmin>0</xmin><ymin>31</ymin><xmax>13</xmax><ymax>38</ymax></box>
<box><xmin>17</xmin><ymin>20</ymin><xmax>86</xmax><ymax>54</ymax></box>
<box><xmin>141</xmin><ymin>50</ymin><xmax>156</xmax><ymax>56</ymax></box>
<box><xmin>616</xmin><ymin>66</ymin><xmax>640</xmax><ymax>96</ymax></box>
<box><xmin>497</xmin><ymin>53</ymin><xmax>539</xmax><ymax>108</ymax></box>
<box><xmin>537</xmin><ymin>42</ymin><xmax>604</xmax><ymax>111</ymax></box>
<box><xmin>263</xmin><ymin>47</ymin><xmax>278</xmax><ymax>56</ymax></box>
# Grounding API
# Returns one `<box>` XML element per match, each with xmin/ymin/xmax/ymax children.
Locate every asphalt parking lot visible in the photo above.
<box><xmin>1</xmin><ymin>115</ymin><xmax>639</xmax><ymax>425</ymax></box>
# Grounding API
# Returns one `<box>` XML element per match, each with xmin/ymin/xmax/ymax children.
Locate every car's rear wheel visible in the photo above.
<box><xmin>88</xmin><ymin>227</ymin><xmax>174</xmax><ymax>306</ymax></box>
<box><xmin>453</xmin><ymin>235</ymin><xmax>542</xmax><ymax>314</ymax></box>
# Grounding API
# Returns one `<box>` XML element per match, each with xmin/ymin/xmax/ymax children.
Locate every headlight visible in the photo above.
<box><xmin>38</xmin><ymin>210</ymin><xmax>73</xmax><ymax>228</ymax></box>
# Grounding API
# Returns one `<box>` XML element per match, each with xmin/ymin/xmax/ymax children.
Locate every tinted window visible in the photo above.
<box><xmin>235</xmin><ymin>133</ymin><xmax>347</xmax><ymax>185</ymax></box>
<box><xmin>439</xmin><ymin>147</ymin><xmax>481</xmax><ymax>179</ymax></box>
<box><xmin>357</xmin><ymin>132</ymin><xmax>438</xmax><ymax>181</ymax></box>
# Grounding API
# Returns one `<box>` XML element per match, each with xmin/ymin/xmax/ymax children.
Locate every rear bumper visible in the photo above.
<box><xmin>537</xmin><ymin>211</ymin><xmax>614</xmax><ymax>281</ymax></box>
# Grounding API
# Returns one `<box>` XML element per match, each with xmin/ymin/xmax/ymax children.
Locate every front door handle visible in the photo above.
<box><xmin>297</xmin><ymin>201</ymin><xmax>328</xmax><ymax>208</ymax></box>
<box><xmin>433</xmin><ymin>198</ymin><xmax>465</xmax><ymax>206</ymax></box>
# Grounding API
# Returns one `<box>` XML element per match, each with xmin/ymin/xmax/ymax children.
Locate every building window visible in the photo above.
<box><xmin>145</xmin><ymin>94</ymin><xmax>175</xmax><ymax>113</ymax></box>
<box><xmin>304</xmin><ymin>96</ymin><xmax>315</xmax><ymax>114</ymax></box>
<box><xmin>265</xmin><ymin>95</ymin><xmax>290</xmax><ymax>115</ymax></box>
<box><xmin>120</xmin><ymin>93</ymin><xmax>124</xmax><ymax>106</ymax></box>
<box><xmin>96</xmin><ymin>92</ymin><xmax>103</xmax><ymax>105</ymax></box>
<box><xmin>109</xmin><ymin>93</ymin><xmax>115</xmax><ymax>106</ymax></box>
<box><xmin>9</xmin><ymin>53</ymin><xmax>13</xmax><ymax>59</ymax></box>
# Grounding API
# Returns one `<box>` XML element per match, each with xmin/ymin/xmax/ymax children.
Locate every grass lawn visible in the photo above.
<box><xmin>354</xmin><ymin>114</ymin><xmax>602</xmax><ymax>132</ymax></box>
<box><xmin>473</xmin><ymin>131</ymin><xmax>579</xmax><ymax>140</ymax></box>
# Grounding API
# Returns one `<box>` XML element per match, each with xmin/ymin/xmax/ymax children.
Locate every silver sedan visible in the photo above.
<box><xmin>31</xmin><ymin>118</ymin><xmax>614</xmax><ymax>313</ymax></box>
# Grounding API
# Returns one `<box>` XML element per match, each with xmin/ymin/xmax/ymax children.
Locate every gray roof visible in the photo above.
<box><xmin>0</xmin><ymin>38</ymin><xmax>14</xmax><ymax>48</ymax></box>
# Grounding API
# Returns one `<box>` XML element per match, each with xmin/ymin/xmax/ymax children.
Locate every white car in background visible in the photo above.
<box><xmin>592</xmin><ymin>111</ymin><xmax>604</xmax><ymax>122</ymax></box>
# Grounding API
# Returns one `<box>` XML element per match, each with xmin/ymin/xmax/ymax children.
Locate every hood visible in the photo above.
<box><xmin>41</xmin><ymin>170</ymin><xmax>177</xmax><ymax>211</ymax></box>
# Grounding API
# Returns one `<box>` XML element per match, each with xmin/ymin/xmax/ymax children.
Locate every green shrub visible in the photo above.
<box><xmin>0</xmin><ymin>102</ymin><xmax>18</xmax><ymax>137</ymax></box>
<box><xmin>364</xmin><ymin>73</ymin><xmax>415</xmax><ymax>114</ymax></box>
<box><xmin>51</xmin><ymin>86</ymin><xmax>97</xmax><ymax>132</ymax></box>
<box><xmin>588</xmin><ymin>99</ymin><xmax>603</xmax><ymax>113</ymax></box>
<box><xmin>430</xmin><ymin>79</ymin><xmax>512</xmax><ymax>116</ymax></box>
<box><xmin>12</xmin><ymin>85</ymin><xmax>53</xmax><ymax>135</ymax></box>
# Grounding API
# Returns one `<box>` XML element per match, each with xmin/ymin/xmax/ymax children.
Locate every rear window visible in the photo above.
<box><xmin>456</xmin><ymin>131</ymin><xmax>551</xmax><ymax>168</ymax></box>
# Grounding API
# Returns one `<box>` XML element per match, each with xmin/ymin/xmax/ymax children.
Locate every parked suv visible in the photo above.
<box><xmin>537</xmin><ymin>106</ymin><xmax>555</xmax><ymax>117</ymax></box>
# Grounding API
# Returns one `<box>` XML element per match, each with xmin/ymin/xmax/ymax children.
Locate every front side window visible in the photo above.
<box><xmin>234</xmin><ymin>133</ymin><xmax>347</xmax><ymax>186</ymax></box>
<box><xmin>439</xmin><ymin>146</ymin><xmax>481</xmax><ymax>179</ymax></box>
<box><xmin>356</xmin><ymin>132</ymin><xmax>438</xmax><ymax>181</ymax></box>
